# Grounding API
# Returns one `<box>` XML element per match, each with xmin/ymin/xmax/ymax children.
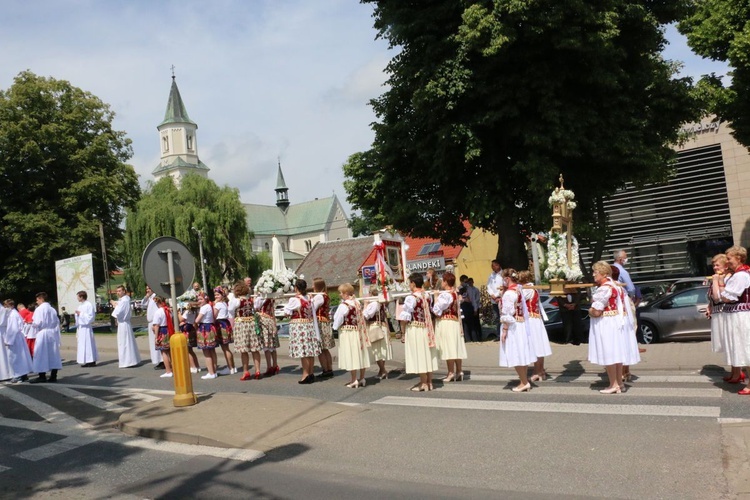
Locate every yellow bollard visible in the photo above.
<box><xmin>170</xmin><ymin>332</ymin><xmax>197</xmax><ymax>407</ymax></box>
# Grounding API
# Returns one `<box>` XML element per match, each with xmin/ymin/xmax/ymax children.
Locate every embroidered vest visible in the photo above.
<box><xmin>524</xmin><ymin>287</ymin><xmax>541</xmax><ymax>316</ymax></box>
<box><xmin>235</xmin><ymin>298</ymin><xmax>254</xmax><ymax>318</ymax></box>
<box><xmin>410</xmin><ymin>293</ymin><xmax>428</xmax><ymax>323</ymax></box>
<box><xmin>442</xmin><ymin>291</ymin><xmax>459</xmax><ymax>319</ymax></box>
<box><xmin>316</xmin><ymin>294</ymin><xmax>331</xmax><ymax>321</ymax></box>
<box><xmin>723</xmin><ymin>268</ymin><xmax>750</xmax><ymax>313</ymax></box>
<box><xmin>291</xmin><ymin>295</ymin><xmax>313</xmax><ymax>320</ymax></box>
<box><xmin>367</xmin><ymin>303</ymin><xmax>388</xmax><ymax>325</ymax></box>
<box><xmin>341</xmin><ymin>301</ymin><xmax>359</xmax><ymax>327</ymax></box>
<box><xmin>259</xmin><ymin>299</ymin><xmax>274</xmax><ymax>316</ymax></box>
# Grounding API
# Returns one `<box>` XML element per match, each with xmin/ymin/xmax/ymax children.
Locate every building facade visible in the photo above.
<box><xmin>579</xmin><ymin>118</ymin><xmax>750</xmax><ymax>281</ymax></box>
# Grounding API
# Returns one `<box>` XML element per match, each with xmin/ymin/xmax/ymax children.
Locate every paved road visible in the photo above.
<box><xmin>1</xmin><ymin>353</ymin><xmax>742</xmax><ymax>499</ymax></box>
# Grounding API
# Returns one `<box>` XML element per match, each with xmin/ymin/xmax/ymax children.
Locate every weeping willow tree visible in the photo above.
<box><xmin>123</xmin><ymin>174</ymin><xmax>252</xmax><ymax>294</ymax></box>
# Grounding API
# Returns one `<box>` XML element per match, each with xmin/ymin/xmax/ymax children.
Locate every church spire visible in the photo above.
<box><xmin>160</xmin><ymin>74</ymin><xmax>196</xmax><ymax>127</ymax></box>
<box><xmin>275</xmin><ymin>159</ymin><xmax>290</xmax><ymax>211</ymax></box>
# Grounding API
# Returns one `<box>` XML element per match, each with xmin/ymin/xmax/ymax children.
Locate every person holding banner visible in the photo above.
<box><xmin>518</xmin><ymin>271</ymin><xmax>552</xmax><ymax>382</ymax></box>
<box><xmin>398</xmin><ymin>273</ymin><xmax>438</xmax><ymax>392</ymax></box>
<box><xmin>363</xmin><ymin>286</ymin><xmax>391</xmax><ymax>380</ymax></box>
<box><xmin>333</xmin><ymin>283</ymin><xmax>371</xmax><ymax>387</ymax></box>
<box><xmin>432</xmin><ymin>272</ymin><xmax>467</xmax><ymax>382</ymax></box>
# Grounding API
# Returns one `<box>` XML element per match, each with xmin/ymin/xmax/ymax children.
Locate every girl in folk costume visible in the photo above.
<box><xmin>708</xmin><ymin>253</ymin><xmax>745</xmax><ymax>383</ymax></box>
<box><xmin>284</xmin><ymin>279</ymin><xmax>322</xmax><ymax>384</ymax></box>
<box><xmin>254</xmin><ymin>292</ymin><xmax>280</xmax><ymax>377</ymax></box>
<box><xmin>213</xmin><ymin>287</ymin><xmax>237</xmax><ymax>375</ymax></box>
<box><xmin>363</xmin><ymin>286</ymin><xmax>392</xmax><ymax>380</ymax></box>
<box><xmin>312</xmin><ymin>278</ymin><xmax>335</xmax><ymax>378</ymax></box>
<box><xmin>194</xmin><ymin>293</ymin><xmax>219</xmax><ymax>379</ymax></box>
<box><xmin>432</xmin><ymin>272</ymin><xmax>467</xmax><ymax>382</ymax></box>
<box><xmin>610</xmin><ymin>265</ymin><xmax>641</xmax><ymax>383</ymax></box>
<box><xmin>151</xmin><ymin>296</ymin><xmax>175</xmax><ymax>378</ymax></box>
<box><xmin>398</xmin><ymin>273</ymin><xmax>438</xmax><ymax>392</ymax></box>
<box><xmin>517</xmin><ymin>270</ymin><xmax>552</xmax><ymax>382</ymax></box>
<box><xmin>333</xmin><ymin>283</ymin><xmax>371</xmax><ymax>387</ymax></box>
<box><xmin>232</xmin><ymin>281</ymin><xmax>263</xmax><ymax>380</ymax></box>
<box><xmin>499</xmin><ymin>269</ymin><xmax>537</xmax><ymax>392</ymax></box>
<box><xmin>716</xmin><ymin>245</ymin><xmax>750</xmax><ymax>394</ymax></box>
<box><xmin>177</xmin><ymin>306</ymin><xmax>202</xmax><ymax>374</ymax></box>
<box><xmin>588</xmin><ymin>261</ymin><xmax>628</xmax><ymax>394</ymax></box>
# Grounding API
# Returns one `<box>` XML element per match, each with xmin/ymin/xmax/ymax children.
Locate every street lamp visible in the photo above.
<box><xmin>192</xmin><ymin>226</ymin><xmax>208</xmax><ymax>292</ymax></box>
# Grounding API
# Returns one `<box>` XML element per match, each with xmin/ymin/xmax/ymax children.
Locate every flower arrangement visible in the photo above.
<box><xmin>255</xmin><ymin>268</ymin><xmax>299</xmax><ymax>296</ymax></box>
<box><xmin>548</xmin><ymin>188</ymin><xmax>576</xmax><ymax>208</ymax></box>
<box><xmin>544</xmin><ymin>232</ymin><xmax>583</xmax><ymax>281</ymax></box>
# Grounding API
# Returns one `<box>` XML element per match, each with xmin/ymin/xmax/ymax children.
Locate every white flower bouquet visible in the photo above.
<box><xmin>255</xmin><ymin>268</ymin><xmax>298</xmax><ymax>296</ymax></box>
<box><xmin>544</xmin><ymin>232</ymin><xmax>583</xmax><ymax>282</ymax></box>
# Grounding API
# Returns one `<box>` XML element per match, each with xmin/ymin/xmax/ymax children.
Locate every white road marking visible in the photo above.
<box><xmin>42</xmin><ymin>385</ymin><xmax>129</xmax><ymax>412</ymax></box>
<box><xmin>0</xmin><ymin>386</ymin><xmax>263</xmax><ymax>463</ymax></box>
<box><xmin>466</xmin><ymin>374</ymin><xmax>721</xmax><ymax>384</ymax></box>
<box><xmin>437</xmin><ymin>384</ymin><xmax>723</xmax><ymax>398</ymax></box>
<box><xmin>0</xmin><ymin>465</ymin><xmax>10</xmax><ymax>473</ymax></box>
<box><xmin>371</xmin><ymin>396</ymin><xmax>721</xmax><ymax>418</ymax></box>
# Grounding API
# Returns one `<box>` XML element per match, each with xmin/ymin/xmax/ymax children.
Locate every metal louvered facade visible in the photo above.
<box><xmin>580</xmin><ymin>143</ymin><xmax>733</xmax><ymax>281</ymax></box>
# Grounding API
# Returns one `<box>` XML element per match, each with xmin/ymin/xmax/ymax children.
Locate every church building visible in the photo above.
<box><xmin>152</xmin><ymin>76</ymin><xmax>351</xmax><ymax>270</ymax></box>
<box><xmin>152</xmin><ymin>75</ymin><xmax>210</xmax><ymax>184</ymax></box>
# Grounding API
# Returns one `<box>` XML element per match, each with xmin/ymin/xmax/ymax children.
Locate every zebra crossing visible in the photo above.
<box><xmin>0</xmin><ymin>383</ymin><xmax>264</xmax><ymax>473</ymax></box>
<box><xmin>371</xmin><ymin>372</ymin><xmax>734</xmax><ymax>420</ymax></box>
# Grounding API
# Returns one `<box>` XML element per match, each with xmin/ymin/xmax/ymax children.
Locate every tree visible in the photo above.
<box><xmin>346</xmin><ymin>1</ymin><xmax>697</xmax><ymax>269</ymax></box>
<box><xmin>679</xmin><ymin>0</ymin><xmax>750</xmax><ymax>148</ymax></box>
<box><xmin>123</xmin><ymin>174</ymin><xmax>252</xmax><ymax>294</ymax></box>
<box><xmin>0</xmin><ymin>71</ymin><xmax>140</xmax><ymax>301</ymax></box>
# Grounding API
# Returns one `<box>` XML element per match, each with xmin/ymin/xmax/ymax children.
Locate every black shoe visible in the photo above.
<box><xmin>154</xmin><ymin>362</ymin><xmax>165</xmax><ymax>370</ymax></box>
<box><xmin>81</xmin><ymin>362</ymin><xmax>97</xmax><ymax>368</ymax></box>
<box><xmin>30</xmin><ymin>374</ymin><xmax>47</xmax><ymax>384</ymax></box>
<box><xmin>298</xmin><ymin>374</ymin><xmax>315</xmax><ymax>385</ymax></box>
<box><xmin>320</xmin><ymin>370</ymin><xmax>334</xmax><ymax>378</ymax></box>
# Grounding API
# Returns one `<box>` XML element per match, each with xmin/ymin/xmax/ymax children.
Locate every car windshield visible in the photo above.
<box><xmin>669</xmin><ymin>288</ymin><xmax>705</xmax><ymax>308</ymax></box>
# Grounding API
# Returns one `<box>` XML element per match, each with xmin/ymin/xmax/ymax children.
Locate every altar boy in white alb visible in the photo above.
<box><xmin>75</xmin><ymin>291</ymin><xmax>98</xmax><ymax>367</ymax></box>
<box><xmin>30</xmin><ymin>292</ymin><xmax>62</xmax><ymax>383</ymax></box>
<box><xmin>3</xmin><ymin>300</ymin><xmax>32</xmax><ymax>383</ymax></box>
<box><xmin>111</xmin><ymin>285</ymin><xmax>141</xmax><ymax>368</ymax></box>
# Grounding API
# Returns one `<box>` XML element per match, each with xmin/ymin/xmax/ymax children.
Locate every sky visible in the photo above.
<box><xmin>0</xmin><ymin>1</ymin><xmax>731</xmax><ymax>214</ymax></box>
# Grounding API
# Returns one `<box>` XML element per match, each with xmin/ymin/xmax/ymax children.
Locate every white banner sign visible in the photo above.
<box><xmin>55</xmin><ymin>253</ymin><xmax>95</xmax><ymax>315</ymax></box>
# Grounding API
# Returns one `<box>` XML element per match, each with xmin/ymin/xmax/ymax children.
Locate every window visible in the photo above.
<box><xmin>305</xmin><ymin>240</ymin><xmax>312</xmax><ymax>252</ymax></box>
<box><xmin>669</xmin><ymin>288</ymin><xmax>703</xmax><ymax>308</ymax></box>
<box><xmin>162</xmin><ymin>135</ymin><xmax>169</xmax><ymax>152</ymax></box>
<box><xmin>264</xmin><ymin>242</ymin><xmax>269</xmax><ymax>251</ymax></box>
<box><xmin>186</xmin><ymin>135</ymin><xmax>193</xmax><ymax>150</ymax></box>
<box><xmin>418</xmin><ymin>242</ymin><xmax>441</xmax><ymax>255</ymax></box>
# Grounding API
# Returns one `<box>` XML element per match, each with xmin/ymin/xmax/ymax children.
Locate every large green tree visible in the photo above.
<box><xmin>679</xmin><ymin>0</ymin><xmax>750</xmax><ymax>148</ymax></box>
<box><xmin>345</xmin><ymin>0</ymin><xmax>697</xmax><ymax>268</ymax></box>
<box><xmin>0</xmin><ymin>71</ymin><xmax>140</xmax><ymax>300</ymax></box>
<box><xmin>123</xmin><ymin>174</ymin><xmax>252</xmax><ymax>294</ymax></box>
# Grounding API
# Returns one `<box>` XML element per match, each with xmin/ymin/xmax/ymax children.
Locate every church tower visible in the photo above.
<box><xmin>152</xmin><ymin>75</ymin><xmax>210</xmax><ymax>184</ymax></box>
<box><xmin>275</xmin><ymin>160</ymin><xmax>290</xmax><ymax>212</ymax></box>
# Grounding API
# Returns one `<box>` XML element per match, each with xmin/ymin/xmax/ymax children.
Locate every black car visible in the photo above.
<box><xmin>543</xmin><ymin>306</ymin><xmax>590</xmax><ymax>344</ymax></box>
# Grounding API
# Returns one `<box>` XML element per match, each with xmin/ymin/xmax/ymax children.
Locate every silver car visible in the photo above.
<box><xmin>636</xmin><ymin>286</ymin><xmax>710</xmax><ymax>344</ymax></box>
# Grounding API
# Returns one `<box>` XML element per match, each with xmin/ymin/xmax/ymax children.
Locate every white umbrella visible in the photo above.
<box><xmin>271</xmin><ymin>235</ymin><xmax>286</xmax><ymax>273</ymax></box>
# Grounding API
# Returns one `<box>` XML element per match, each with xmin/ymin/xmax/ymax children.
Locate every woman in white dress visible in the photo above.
<box><xmin>332</xmin><ymin>283</ymin><xmax>370</xmax><ymax>387</ymax></box>
<box><xmin>398</xmin><ymin>273</ymin><xmax>438</xmax><ymax>392</ymax></box>
<box><xmin>432</xmin><ymin>272</ymin><xmax>467</xmax><ymax>382</ymax></box>
<box><xmin>717</xmin><ymin>245</ymin><xmax>750</xmax><ymax>394</ymax></box>
<box><xmin>588</xmin><ymin>261</ymin><xmax>627</xmax><ymax>394</ymax></box>
<box><xmin>363</xmin><ymin>287</ymin><xmax>391</xmax><ymax>380</ymax></box>
<box><xmin>708</xmin><ymin>254</ymin><xmax>744</xmax><ymax>383</ymax></box>
<box><xmin>610</xmin><ymin>265</ymin><xmax>641</xmax><ymax>384</ymax></box>
<box><xmin>499</xmin><ymin>269</ymin><xmax>536</xmax><ymax>392</ymax></box>
<box><xmin>517</xmin><ymin>270</ymin><xmax>552</xmax><ymax>382</ymax></box>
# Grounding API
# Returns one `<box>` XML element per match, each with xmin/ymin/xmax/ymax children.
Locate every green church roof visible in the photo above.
<box><xmin>159</xmin><ymin>77</ymin><xmax>196</xmax><ymax>127</ymax></box>
<box><xmin>245</xmin><ymin>196</ymin><xmax>338</xmax><ymax>236</ymax></box>
<box><xmin>152</xmin><ymin>156</ymin><xmax>210</xmax><ymax>175</ymax></box>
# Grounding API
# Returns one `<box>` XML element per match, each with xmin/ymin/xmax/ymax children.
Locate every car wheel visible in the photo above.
<box><xmin>639</xmin><ymin>322</ymin><xmax>658</xmax><ymax>345</ymax></box>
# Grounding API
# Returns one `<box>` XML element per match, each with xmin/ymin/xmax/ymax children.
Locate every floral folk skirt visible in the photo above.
<box><xmin>288</xmin><ymin>319</ymin><xmax>322</xmax><ymax>359</ymax></box>
<box><xmin>258</xmin><ymin>313</ymin><xmax>280</xmax><ymax>350</ymax></box>
<box><xmin>197</xmin><ymin>323</ymin><xmax>218</xmax><ymax>350</ymax></box>
<box><xmin>216</xmin><ymin>318</ymin><xmax>233</xmax><ymax>345</ymax></box>
<box><xmin>233</xmin><ymin>316</ymin><xmax>261</xmax><ymax>353</ymax></box>
<box><xmin>155</xmin><ymin>326</ymin><xmax>171</xmax><ymax>351</ymax></box>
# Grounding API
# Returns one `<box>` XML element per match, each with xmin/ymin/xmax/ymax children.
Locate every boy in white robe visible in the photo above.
<box><xmin>30</xmin><ymin>292</ymin><xmax>62</xmax><ymax>383</ymax></box>
<box><xmin>75</xmin><ymin>291</ymin><xmax>98</xmax><ymax>367</ymax></box>
<box><xmin>3</xmin><ymin>300</ymin><xmax>32</xmax><ymax>383</ymax></box>
<box><xmin>111</xmin><ymin>285</ymin><xmax>141</xmax><ymax>368</ymax></box>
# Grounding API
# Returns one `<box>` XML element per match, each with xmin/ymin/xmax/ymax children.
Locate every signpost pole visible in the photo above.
<box><xmin>162</xmin><ymin>248</ymin><xmax>197</xmax><ymax>407</ymax></box>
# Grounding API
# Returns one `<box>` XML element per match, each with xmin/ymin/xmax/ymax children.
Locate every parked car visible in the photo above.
<box><xmin>275</xmin><ymin>303</ymin><xmax>286</xmax><ymax>319</ymax></box>
<box><xmin>665</xmin><ymin>277</ymin><xmax>709</xmax><ymax>295</ymax></box>
<box><xmin>543</xmin><ymin>305</ymin><xmax>590</xmax><ymax>344</ymax></box>
<box><xmin>636</xmin><ymin>285</ymin><xmax>710</xmax><ymax>344</ymax></box>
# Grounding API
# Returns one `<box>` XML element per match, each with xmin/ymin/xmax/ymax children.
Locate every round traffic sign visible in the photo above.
<box><xmin>141</xmin><ymin>237</ymin><xmax>195</xmax><ymax>298</ymax></box>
